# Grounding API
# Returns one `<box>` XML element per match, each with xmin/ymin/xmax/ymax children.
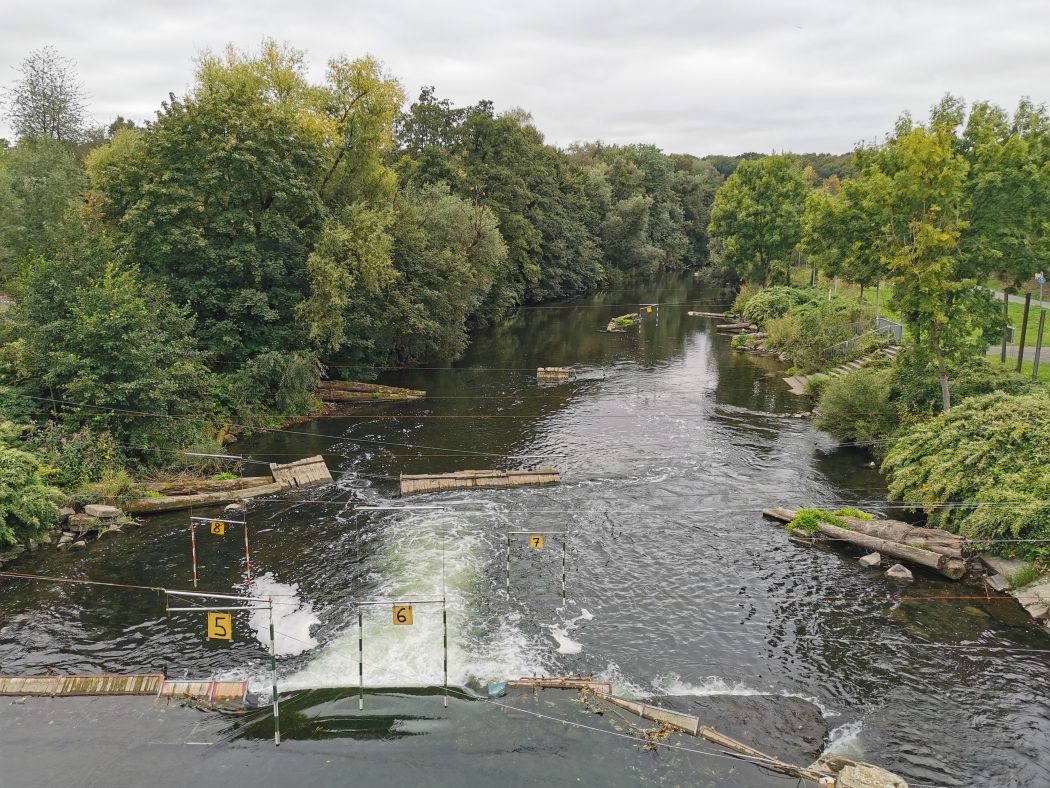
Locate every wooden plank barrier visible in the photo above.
<box><xmin>400</xmin><ymin>468</ymin><xmax>561</xmax><ymax>496</ymax></box>
<box><xmin>0</xmin><ymin>674</ymin><xmax>164</xmax><ymax>696</ymax></box>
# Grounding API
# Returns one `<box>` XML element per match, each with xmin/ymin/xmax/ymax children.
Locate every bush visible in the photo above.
<box><xmin>815</xmin><ymin>368</ymin><xmax>896</xmax><ymax>444</ymax></box>
<box><xmin>27</xmin><ymin>424</ymin><xmax>126</xmax><ymax>489</ymax></box>
<box><xmin>766</xmin><ymin>314</ymin><xmax>800</xmax><ymax>351</ymax></box>
<box><xmin>0</xmin><ymin>447</ymin><xmax>63</xmax><ymax>546</ymax></box>
<box><xmin>740</xmin><ymin>286</ymin><xmax>812</xmax><ymax>328</ymax></box>
<box><xmin>787</xmin><ymin>507</ymin><xmax>874</xmax><ymax>535</ymax></box>
<box><xmin>802</xmin><ymin>373</ymin><xmax>830</xmax><ymax>398</ymax></box>
<box><xmin>731</xmin><ymin>283</ymin><xmax>763</xmax><ymax>315</ymax></box>
<box><xmin>882</xmin><ymin>390</ymin><xmax>1050</xmax><ymax>561</ymax></box>
<box><xmin>892</xmin><ymin>349</ymin><xmax>1037</xmax><ymax>418</ymax></box>
<box><xmin>730</xmin><ymin>333</ymin><xmax>751</xmax><ymax>349</ymax></box>
<box><xmin>78</xmin><ymin>467</ymin><xmax>146</xmax><ymax>505</ymax></box>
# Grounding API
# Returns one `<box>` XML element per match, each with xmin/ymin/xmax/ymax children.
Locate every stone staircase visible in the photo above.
<box><xmin>783</xmin><ymin>346</ymin><xmax>901</xmax><ymax>396</ymax></box>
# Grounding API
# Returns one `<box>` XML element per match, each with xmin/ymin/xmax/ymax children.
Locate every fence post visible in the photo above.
<box><xmin>1016</xmin><ymin>294</ymin><xmax>1032</xmax><ymax>373</ymax></box>
<box><xmin>1033</xmin><ymin>310</ymin><xmax>1046</xmax><ymax>381</ymax></box>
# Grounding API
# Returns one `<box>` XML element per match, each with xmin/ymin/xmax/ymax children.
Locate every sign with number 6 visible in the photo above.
<box><xmin>392</xmin><ymin>605</ymin><xmax>414</xmax><ymax>625</ymax></box>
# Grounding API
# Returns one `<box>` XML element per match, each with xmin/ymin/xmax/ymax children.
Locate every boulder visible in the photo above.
<box><xmin>68</xmin><ymin>514</ymin><xmax>103</xmax><ymax>534</ymax></box>
<box><xmin>57</xmin><ymin>534</ymin><xmax>73</xmax><ymax>546</ymax></box>
<box><xmin>986</xmin><ymin>573</ymin><xmax>1011</xmax><ymax>593</ymax></box>
<box><xmin>885</xmin><ymin>563</ymin><xmax>913</xmax><ymax>581</ymax></box>
<box><xmin>224</xmin><ymin>503</ymin><xmax>245</xmax><ymax>514</ymax></box>
<box><xmin>0</xmin><ymin>545</ymin><xmax>25</xmax><ymax>562</ymax></box>
<box><xmin>96</xmin><ymin>526</ymin><xmax>123</xmax><ymax>541</ymax></box>
<box><xmin>36</xmin><ymin>532</ymin><xmax>51</xmax><ymax>545</ymax></box>
<box><xmin>71</xmin><ymin>540</ymin><xmax>87</xmax><ymax>550</ymax></box>
<box><xmin>835</xmin><ymin>763</ymin><xmax>908</xmax><ymax>788</ymax></box>
<box><xmin>25</xmin><ymin>539</ymin><xmax>37</xmax><ymax>552</ymax></box>
<box><xmin>858</xmin><ymin>552</ymin><xmax>881</xmax><ymax>568</ymax></box>
<box><xmin>84</xmin><ymin>504</ymin><xmax>122</xmax><ymax>519</ymax></box>
<box><xmin>59</xmin><ymin>507</ymin><xmax>75</xmax><ymax>525</ymax></box>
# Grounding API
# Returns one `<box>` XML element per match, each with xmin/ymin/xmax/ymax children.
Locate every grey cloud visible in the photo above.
<box><xmin>2</xmin><ymin>0</ymin><xmax>1049</xmax><ymax>153</ymax></box>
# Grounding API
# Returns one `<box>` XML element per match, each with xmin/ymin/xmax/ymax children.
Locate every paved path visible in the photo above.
<box><xmin>988</xmin><ymin>288</ymin><xmax>1050</xmax><ymax>310</ymax></box>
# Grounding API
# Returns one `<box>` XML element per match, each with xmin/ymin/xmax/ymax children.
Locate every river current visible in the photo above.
<box><xmin>1</xmin><ymin>273</ymin><xmax>1048</xmax><ymax>787</ymax></box>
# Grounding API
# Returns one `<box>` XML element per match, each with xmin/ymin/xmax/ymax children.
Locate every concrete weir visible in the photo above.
<box><xmin>399</xmin><ymin>467</ymin><xmax>561</xmax><ymax>496</ymax></box>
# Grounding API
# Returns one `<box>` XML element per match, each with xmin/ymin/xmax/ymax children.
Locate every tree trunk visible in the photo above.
<box><xmin>930</xmin><ymin>322</ymin><xmax>951</xmax><ymax>412</ymax></box>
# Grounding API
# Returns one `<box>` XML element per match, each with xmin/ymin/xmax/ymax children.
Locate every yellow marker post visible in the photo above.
<box><xmin>392</xmin><ymin>605</ymin><xmax>414</xmax><ymax>625</ymax></box>
<box><xmin>210</xmin><ymin>521</ymin><xmax>225</xmax><ymax>536</ymax></box>
<box><xmin>207</xmin><ymin>612</ymin><xmax>233</xmax><ymax>640</ymax></box>
<box><xmin>529</xmin><ymin>534</ymin><xmax>545</xmax><ymax>549</ymax></box>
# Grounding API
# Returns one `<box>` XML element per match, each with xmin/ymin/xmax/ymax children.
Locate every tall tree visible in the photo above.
<box><xmin>3</xmin><ymin>47</ymin><xmax>87</xmax><ymax>143</ymax></box>
<box><xmin>707</xmin><ymin>155</ymin><xmax>809</xmax><ymax>284</ymax></box>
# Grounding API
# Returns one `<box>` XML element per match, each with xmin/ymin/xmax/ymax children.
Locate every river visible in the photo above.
<box><xmin>1</xmin><ymin>273</ymin><xmax>1048</xmax><ymax>787</ymax></box>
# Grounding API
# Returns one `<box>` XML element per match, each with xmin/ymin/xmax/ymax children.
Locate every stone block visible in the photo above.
<box><xmin>71</xmin><ymin>540</ymin><xmax>87</xmax><ymax>550</ymax></box>
<box><xmin>84</xmin><ymin>504</ymin><xmax>122</xmax><ymax>519</ymax></box>
<box><xmin>68</xmin><ymin>514</ymin><xmax>102</xmax><ymax>534</ymax></box>
<box><xmin>59</xmin><ymin>507</ymin><xmax>75</xmax><ymax>525</ymax></box>
<box><xmin>986</xmin><ymin>574</ymin><xmax>1011</xmax><ymax>593</ymax></box>
<box><xmin>885</xmin><ymin>563</ymin><xmax>913</xmax><ymax>581</ymax></box>
<box><xmin>835</xmin><ymin>763</ymin><xmax>908</xmax><ymax>788</ymax></box>
<box><xmin>858</xmin><ymin>552</ymin><xmax>881</xmax><ymax>568</ymax></box>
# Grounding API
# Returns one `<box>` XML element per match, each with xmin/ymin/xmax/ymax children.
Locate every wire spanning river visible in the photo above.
<box><xmin>1</xmin><ymin>273</ymin><xmax>1048</xmax><ymax>787</ymax></box>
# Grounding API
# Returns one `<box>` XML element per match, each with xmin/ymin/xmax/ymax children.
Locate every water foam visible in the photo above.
<box><xmin>651</xmin><ymin>673</ymin><xmax>838</xmax><ymax>719</ymax></box>
<box><xmin>247</xmin><ymin>574</ymin><xmax>320</xmax><ymax>657</ymax></box>
<box><xmin>824</xmin><ymin>720</ymin><xmax>865</xmax><ymax>757</ymax></box>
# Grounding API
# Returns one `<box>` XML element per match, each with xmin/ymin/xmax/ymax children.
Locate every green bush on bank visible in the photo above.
<box><xmin>881</xmin><ymin>391</ymin><xmax>1050</xmax><ymax>561</ymax></box>
<box><xmin>0</xmin><ymin>447</ymin><xmax>63</xmax><ymax>546</ymax></box>
<box><xmin>739</xmin><ymin>286</ymin><xmax>813</xmax><ymax>327</ymax></box>
<box><xmin>815</xmin><ymin>368</ymin><xmax>897</xmax><ymax>445</ymax></box>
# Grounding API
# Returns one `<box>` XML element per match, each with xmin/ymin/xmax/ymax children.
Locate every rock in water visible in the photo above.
<box><xmin>859</xmin><ymin>552</ymin><xmax>881</xmax><ymax>568</ymax></box>
<box><xmin>84</xmin><ymin>504</ymin><xmax>122</xmax><ymax>519</ymax></box>
<box><xmin>886</xmin><ymin>563</ymin><xmax>913</xmax><ymax>581</ymax></box>
<box><xmin>835</xmin><ymin>762</ymin><xmax>908</xmax><ymax>788</ymax></box>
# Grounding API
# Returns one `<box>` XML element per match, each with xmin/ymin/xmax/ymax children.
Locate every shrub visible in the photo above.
<box><xmin>78</xmin><ymin>467</ymin><xmax>146</xmax><ymax>505</ymax></box>
<box><xmin>740</xmin><ymin>286</ymin><xmax>812</xmax><ymax>328</ymax></box>
<box><xmin>815</xmin><ymin>369</ymin><xmax>896</xmax><ymax>444</ymax></box>
<box><xmin>766</xmin><ymin>314</ymin><xmax>800</xmax><ymax>351</ymax></box>
<box><xmin>730</xmin><ymin>333</ymin><xmax>751</xmax><ymax>349</ymax></box>
<box><xmin>0</xmin><ymin>447</ymin><xmax>63</xmax><ymax>545</ymax></box>
<box><xmin>731</xmin><ymin>283</ymin><xmax>763</xmax><ymax>315</ymax></box>
<box><xmin>787</xmin><ymin>507</ymin><xmax>873</xmax><ymax>535</ymax></box>
<box><xmin>1009</xmin><ymin>563</ymin><xmax>1042</xmax><ymax>589</ymax></box>
<box><xmin>892</xmin><ymin>349</ymin><xmax>1037</xmax><ymax>418</ymax></box>
<box><xmin>802</xmin><ymin>373</ymin><xmax>830</xmax><ymax>398</ymax></box>
<box><xmin>27</xmin><ymin>424</ymin><xmax>126</xmax><ymax>489</ymax></box>
<box><xmin>882</xmin><ymin>391</ymin><xmax>1050</xmax><ymax>561</ymax></box>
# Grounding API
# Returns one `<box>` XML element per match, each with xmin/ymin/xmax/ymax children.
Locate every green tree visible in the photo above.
<box><xmin>707</xmin><ymin>155</ymin><xmax>809</xmax><ymax>284</ymax></box>
<box><xmin>2</xmin><ymin>46</ymin><xmax>87</xmax><ymax>143</ymax></box>
<box><xmin>0</xmin><ymin>447</ymin><xmax>63</xmax><ymax>546</ymax></box>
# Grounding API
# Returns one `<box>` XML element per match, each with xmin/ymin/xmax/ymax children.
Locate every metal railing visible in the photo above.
<box><xmin>821</xmin><ymin>318</ymin><xmax>902</xmax><ymax>363</ymax></box>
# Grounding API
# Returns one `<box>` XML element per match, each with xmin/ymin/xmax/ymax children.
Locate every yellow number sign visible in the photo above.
<box><xmin>529</xmin><ymin>534</ymin><xmax>545</xmax><ymax>549</ymax></box>
<box><xmin>392</xmin><ymin>605</ymin><xmax>413</xmax><ymax>625</ymax></box>
<box><xmin>646</xmin><ymin>307</ymin><xmax>653</xmax><ymax>313</ymax></box>
<box><xmin>207</xmin><ymin>612</ymin><xmax>232</xmax><ymax>640</ymax></box>
<box><xmin>209</xmin><ymin>521</ymin><xmax>225</xmax><ymax>536</ymax></box>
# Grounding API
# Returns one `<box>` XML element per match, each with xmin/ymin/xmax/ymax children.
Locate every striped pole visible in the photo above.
<box><xmin>243</xmin><ymin>523</ymin><xmax>252</xmax><ymax>586</ymax></box>
<box><xmin>561</xmin><ymin>537</ymin><xmax>567</xmax><ymax>602</ymax></box>
<box><xmin>190</xmin><ymin>522</ymin><xmax>198</xmax><ymax>588</ymax></box>
<box><xmin>358</xmin><ymin>609</ymin><xmax>364</xmax><ymax>710</ymax></box>
<box><xmin>268</xmin><ymin>600</ymin><xmax>280</xmax><ymax>746</ymax></box>
<box><xmin>506</xmin><ymin>535</ymin><xmax>511</xmax><ymax>594</ymax></box>
<box><xmin>443</xmin><ymin>599</ymin><xmax>449</xmax><ymax>708</ymax></box>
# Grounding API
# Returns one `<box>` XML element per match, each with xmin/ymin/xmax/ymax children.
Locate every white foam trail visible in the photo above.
<box><xmin>284</xmin><ymin>509</ymin><xmax>548</xmax><ymax>691</ymax></box>
<box><xmin>247</xmin><ymin>574</ymin><xmax>320</xmax><ymax>657</ymax></box>
<box><xmin>824</xmin><ymin>720</ymin><xmax>865</xmax><ymax>757</ymax></box>
<box><xmin>651</xmin><ymin>673</ymin><xmax>839</xmax><ymax>719</ymax></box>
<box><xmin>549</xmin><ymin>626</ymin><xmax>583</xmax><ymax>654</ymax></box>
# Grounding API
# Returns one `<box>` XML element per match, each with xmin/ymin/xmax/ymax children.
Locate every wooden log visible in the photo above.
<box><xmin>763</xmin><ymin>507</ymin><xmax>966</xmax><ymax>578</ymax></box>
<box><xmin>400</xmin><ymin>468</ymin><xmax>560</xmax><ymax>496</ymax></box>
<box><xmin>687</xmin><ymin>311</ymin><xmax>727</xmax><ymax>318</ymax></box>
<box><xmin>596</xmin><ymin>693</ymin><xmax>831</xmax><ymax>784</ymax></box>
<box><xmin>814</xmin><ymin>521</ymin><xmax>965</xmax><ymax>579</ymax></box>
<box><xmin>145</xmin><ymin>476</ymin><xmax>273</xmax><ymax>495</ymax></box>
<box><xmin>839</xmin><ymin>517</ymin><xmax>965</xmax><ymax>559</ymax></box>
<box><xmin>125</xmin><ymin>482</ymin><xmax>287</xmax><ymax>514</ymax></box>
<box><xmin>317</xmin><ymin>380</ymin><xmax>425</xmax><ymax>401</ymax></box>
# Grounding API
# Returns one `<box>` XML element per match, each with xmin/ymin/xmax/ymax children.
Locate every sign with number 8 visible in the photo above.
<box><xmin>209</xmin><ymin>521</ymin><xmax>225</xmax><ymax>535</ymax></box>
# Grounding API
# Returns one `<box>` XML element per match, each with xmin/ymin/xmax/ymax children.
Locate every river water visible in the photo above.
<box><xmin>1</xmin><ymin>273</ymin><xmax>1048</xmax><ymax>787</ymax></box>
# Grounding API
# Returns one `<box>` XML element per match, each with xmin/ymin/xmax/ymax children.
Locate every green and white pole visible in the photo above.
<box><xmin>269</xmin><ymin>599</ymin><xmax>280</xmax><ymax>746</ymax></box>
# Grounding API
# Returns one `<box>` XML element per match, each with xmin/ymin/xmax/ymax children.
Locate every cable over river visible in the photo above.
<box><xmin>1</xmin><ymin>273</ymin><xmax>1048</xmax><ymax>787</ymax></box>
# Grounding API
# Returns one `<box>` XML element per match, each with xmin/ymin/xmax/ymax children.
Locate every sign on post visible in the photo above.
<box><xmin>210</xmin><ymin>521</ymin><xmax>225</xmax><ymax>536</ymax></box>
<box><xmin>529</xmin><ymin>534</ymin><xmax>545</xmax><ymax>549</ymax></box>
<box><xmin>392</xmin><ymin>604</ymin><xmax>414</xmax><ymax>625</ymax></box>
<box><xmin>207</xmin><ymin>612</ymin><xmax>233</xmax><ymax>640</ymax></box>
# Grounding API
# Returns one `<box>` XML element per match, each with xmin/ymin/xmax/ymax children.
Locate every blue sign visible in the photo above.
<box><xmin>1040</xmin><ymin>276</ymin><xmax>1046</xmax><ymax>285</ymax></box>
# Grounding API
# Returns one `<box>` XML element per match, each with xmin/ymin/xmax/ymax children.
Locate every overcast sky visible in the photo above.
<box><xmin>2</xmin><ymin>0</ymin><xmax>1049</xmax><ymax>155</ymax></box>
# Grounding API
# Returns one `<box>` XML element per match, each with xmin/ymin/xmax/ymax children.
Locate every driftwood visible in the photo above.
<box><xmin>687</xmin><ymin>311</ymin><xmax>727</xmax><ymax>318</ymax></box>
<box><xmin>536</xmin><ymin>367</ymin><xmax>575</xmax><ymax>381</ymax></box>
<box><xmin>596</xmin><ymin>693</ymin><xmax>832</xmax><ymax>784</ymax></box>
<box><xmin>145</xmin><ymin>476</ymin><xmax>273</xmax><ymax>495</ymax></box>
<box><xmin>508</xmin><ymin>676</ymin><xmax>612</xmax><ymax>694</ymax></box>
<box><xmin>762</xmin><ymin>507</ymin><xmax>966</xmax><ymax>579</ymax></box>
<box><xmin>317</xmin><ymin>380</ymin><xmax>425</xmax><ymax>402</ymax></box>
<box><xmin>400</xmin><ymin>468</ymin><xmax>560</xmax><ymax>496</ymax></box>
<box><xmin>126</xmin><ymin>482</ymin><xmax>287</xmax><ymax>514</ymax></box>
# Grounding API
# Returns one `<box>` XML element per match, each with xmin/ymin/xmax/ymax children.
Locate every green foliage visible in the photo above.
<box><xmin>815</xmin><ymin>369</ymin><xmax>896</xmax><ymax>444</ymax></box>
<box><xmin>730</xmin><ymin>333</ymin><xmax>751</xmax><ymax>349</ymax></box>
<box><xmin>25</xmin><ymin>424</ymin><xmax>125</xmax><ymax>489</ymax></box>
<box><xmin>210</xmin><ymin>472</ymin><xmax>237</xmax><ymax>481</ymax></box>
<box><xmin>1009</xmin><ymin>563</ymin><xmax>1043</xmax><ymax>589</ymax></box>
<box><xmin>891</xmin><ymin>349</ymin><xmax>1038</xmax><ymax>418</ymax></box>
<box><xmin>739</xmin><ymin>286</ymin><xmax>813</xmax><ymax>327</ymax></box>
<box><xmin>882</xmin><ymin>391</ymin><xmax>1050</xmax><ymax>560</ymax></box>
<box><xmin>0</xmin><ymin>447</ymin><xmax>63</xmax><ymax>545</ymax></box>
<box><xmin>708</xmin><ymin>155</ymin><xmax>809</xmax><ymax>284</ymax></box>
<box><xmin>79</xmin><ymin>466</ymin><xmax>145</xmax><ymax>505</ymax></box>
<box><xmin>832</xmin><ymin>508</ymin><xmax>874</xmax><ymax>520</ymax></box>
